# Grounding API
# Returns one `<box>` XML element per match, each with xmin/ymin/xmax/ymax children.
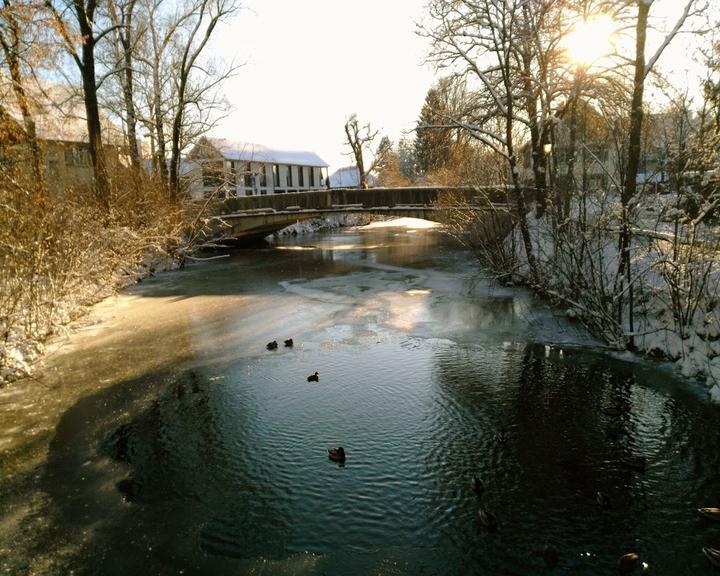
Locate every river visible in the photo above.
<box><xmin>1</xmin><ymin>219</ymin><xmax>719</xmax><ymax>575</ymax></box>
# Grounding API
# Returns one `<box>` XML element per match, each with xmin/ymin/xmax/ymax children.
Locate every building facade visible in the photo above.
<box><xmin>0</xmin><ymin>84</ymin><xmax>126</xmax><ymax>194</ymax></box>
<box><xmin>184</xmin><ymin>138</ymin><xmax>329</xmax><ymax>200</ymax></box>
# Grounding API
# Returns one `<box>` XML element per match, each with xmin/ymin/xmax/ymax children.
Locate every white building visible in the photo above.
<box><xmin>183</xmin><ymin>138</ymin><xmax>329</xmax><ymax>199</ymax></box>
<box><xmin>329</xmin><ymin>165</ymin><xmax>376</xmax><ymax>188</ymax></box>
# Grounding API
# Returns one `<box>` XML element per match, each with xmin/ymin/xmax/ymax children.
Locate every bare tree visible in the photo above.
<box><xmin>104</xmin><ymin>0</ymin><xmax>142</xmax><ymax>170</ymax></box>
<box><xmin>167</xmin><ymin>0</ymin><xmax>240</xmax><ymax>195</ymax></box>
<box><xmin>616</xmin><ymin>0</ymin><xmax>700</xmax><ymax>346</ymax></box>
<box><xmin>0</xmin><ymin>0</ymin><xmax>46</xmax><ymax>186</ymax></box>
<box><xmin>343</xmin><ymin>114</ymin><xmax>391</xmax><ymax>189</ymax></box>
<box><xmin>422</xmin><ymin>0</ymin><xmax>541</xmax><ymax>284</ymax></box>
<box><xmin>44</xmin><ymin>0</ymin><xmax>118</xmax><ymax>206</ymax></box>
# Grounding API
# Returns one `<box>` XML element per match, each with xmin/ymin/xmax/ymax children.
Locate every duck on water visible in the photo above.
<box><xmin>328</xmin><ymin>447</ymin><xmax>346</xmax><ymax>462</ymax></box>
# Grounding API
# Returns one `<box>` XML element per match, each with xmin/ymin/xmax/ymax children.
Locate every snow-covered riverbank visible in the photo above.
<box><xmin>506</xmin><ymin>196</ymin><xmax>720</xmax><ymax>401</ymax></box>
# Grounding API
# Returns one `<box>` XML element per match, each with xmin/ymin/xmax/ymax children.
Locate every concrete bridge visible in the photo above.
<box><xmin>212</xmin><ymin>186</ymin><xmax>529</xmax><ymax>240</ymax></box>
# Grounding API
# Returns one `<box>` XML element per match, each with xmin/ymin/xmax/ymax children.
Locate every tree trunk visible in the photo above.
<box><xmin>7</xmin><ymin>60</ymin><xmax>44</xmax><ymax>189</ymax></box>
<box><xmin>355</xmin><ymin>147</ymin><xmax>366</xmax><ymax>189</ymax></box>
<box><xmin>168</xmin><ymin>72</ymin><xmax>187</xmax><ymax>196</ymax></box>
<box><xmin>152</xmin><ymin>63</ymin><xmax>168</xmax><ymax>184</ymax></box>
<box><xmin>121</xmin><ymin>1</ymin><xmax>140</xmax><ymax>170</ymax></box>
<box><xmin>506</xmin><ymin>82</ymin><xmax>539</xmax><ymax>286</ymax></box>
<box><xmin>521</xmin><ymin>47</ymin><xmax>546</xmax><ymax>217</ymax></box>
<box><xmin>76</xmin><ymin>2</ymin><xmax>109</xmax><ymax>207</ymax></box>
<box><xmin>527</xmin><ymin>105</ymin><xmax>547</xmax><ymax>217</ymax></box>
<box><xmin>618</xmin><ymin>0</ymin><xmax>650</xmax><ymax>347</ymax></box>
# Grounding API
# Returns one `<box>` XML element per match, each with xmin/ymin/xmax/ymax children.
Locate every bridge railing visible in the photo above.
<box><xmin>217</xmin><ymin>186</ymin><xmax>531</xmax><ymax>214</ymax></box>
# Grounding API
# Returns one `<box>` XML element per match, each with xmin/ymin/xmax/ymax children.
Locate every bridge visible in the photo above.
<box><xmin>212</xmin><ymin>186</ymin><xmax>529</xmax><ymax>240</ymax></box>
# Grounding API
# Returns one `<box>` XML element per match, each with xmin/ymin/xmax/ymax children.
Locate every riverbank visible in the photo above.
<box><xmin>0</xmin><ymin>170</ymin><xmax>194</xmax><ymax>388</ymax></box>
<box><xmin>0</xmin><ymin>249</ymin><xmax>182</xmax><ymax>387</ymax></box>
<box><xmin>511</xmin><ymin>201</ymin><xmax>720</xmax><ymax>400</ymax></box>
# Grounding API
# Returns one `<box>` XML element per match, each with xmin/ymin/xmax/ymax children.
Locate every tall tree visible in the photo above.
<box><xmin>45</xmin><ymin>0</ymin><xmax>115</xmax><ymax>206</ymax></box>
<box><xmin>415</xmin><ymin>81</ymin><xmax>454</xmax><ymax>174</ymax></box>
<box><xmin>167</xmin><ymin>0</ymin><xmax>239</xmax><ymax>195</ymax></box>
<box><xmin>423</xmin><ymin>0</ymin><xmax>541</xmax><ymax>284</ymax></box>
<box><xmin>105</xmin><ymin>0</ymin><xmax>141</xmax><ymax>170</ymax></box>
<box><xmin>616</xmin><ymin>0</ymin><xmax>699</xmax><ymax>345</ymax></box>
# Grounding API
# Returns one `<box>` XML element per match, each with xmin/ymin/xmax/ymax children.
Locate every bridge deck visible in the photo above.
<box><xmin>211</xmin><ymin>186</ymin><xmax>531</xmax><ymax>240</ymax></box>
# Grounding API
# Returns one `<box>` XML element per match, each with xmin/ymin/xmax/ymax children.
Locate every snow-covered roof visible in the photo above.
<box><xmin>329</xmin><ymin>165</ymin><xmax>376</xmax><ymax>188</ymax></box>
<box><xmin>206</xmin><ymin>138</ymin><xmax>328</xmax><ymax>167</ymax></box>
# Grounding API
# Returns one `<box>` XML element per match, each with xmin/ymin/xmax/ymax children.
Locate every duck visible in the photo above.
<box><xmin>471</xmin><ymin>476</ymin><xmax>484</xmax><ymax>496</ymax></box>
<box><xmin>698</xmin><ymin>507</ymin><xmax>720</xmax><ymax>521</ymax></box>
<box><xmin>596</xmin><ymin>491</ymin><xmax>610</xmax><ymax>508</ymax></box>
<box><xmin>307</xmin><ymin>371</ymin><xmax>319</xmax><ymax>382</ymax></box>
<box><xmin>542</xmin><ymin>544</ymin><xmax>559</xmax><ymax>569</ymax></box>
<box><xmin>478</xmin><ymin>509</ymin><xmax>498</xmax><ymax>531</ymax></box>
<box><xmin>617</xmin><ymin>552</ymin><xmax>640</xmax><ymax>574</ymax></box>
<box><xmin>267</xmin><ymin>340</ymin><xmax>278</xmax><ymax>350</ymax></box>
<box><xmin>284</xmin><ymin>338</ymin><xmax>294</xmax><ymax>347</ymax></box>
<box><xmin>328</xmin><ymin>447</ymin><xmax>346</xmax><ymax>462</ymax></box>
<box><xmin>704</xmin><ymin>547</ymin><xmax>720</xmax><ymax>568</ymax></box>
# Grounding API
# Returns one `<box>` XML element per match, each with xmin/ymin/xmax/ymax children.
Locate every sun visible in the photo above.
<box><xmin>562</xmin><ymin>15</ymin><xmax>617</xmax><ymax>68</ymax></box>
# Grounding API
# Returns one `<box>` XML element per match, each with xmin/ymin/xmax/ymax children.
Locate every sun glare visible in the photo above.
<box><xmin>562</xmin><ymin>15</ymin><xmax>617</xmax><ymax>68</ymax></box>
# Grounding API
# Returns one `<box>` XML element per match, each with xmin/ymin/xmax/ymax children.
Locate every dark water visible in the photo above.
<box><xmin>3</xmin><ymin>222</ymin><xmax>720</xmax><ymax>575</ymax></box>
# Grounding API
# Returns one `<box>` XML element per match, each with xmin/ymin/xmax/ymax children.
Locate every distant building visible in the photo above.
<box><xmin>329</xmin><ymin>165</ymin><xmax>376</xmax><ymax>188</ymax></box>
<box><xmin>0</xmin><ymin>83</ymin><xmax>126</xmax><ymax>193</ymax></box>
<box><xmin>183</xmin><ymin>137</ymin><xmax>329</xmax><ymax>200</ymax></box>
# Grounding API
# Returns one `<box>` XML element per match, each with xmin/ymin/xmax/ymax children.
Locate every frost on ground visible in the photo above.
<box><xmin>0</xmin><ymin>248</ymin><xmax>181</xmax><ymax>387</ymax></box>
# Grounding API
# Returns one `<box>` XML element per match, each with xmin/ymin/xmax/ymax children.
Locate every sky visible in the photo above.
<box><xmin>211</xmin><ymin>0</ymin><xmax>436</xmax><ymax>172</ymax></box>
<box><xmin>208</xmin><ymin>1</ymin><xmax>713</xmax><ymax>173</ymax></box>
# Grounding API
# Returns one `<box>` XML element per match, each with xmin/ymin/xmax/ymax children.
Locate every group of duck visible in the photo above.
<box><xmin>266</xmin><ymin>338</ymin><xmax>319</xmax><ymax>382</ymax></box>
<box><xmin>472</xmin><ymin>472</ymin><xmax>647</xmax><ymax>573</ymax></box>
<box><xmin>699</xmin><ymin>507</ymin><xmax>720</xmax><ymax>568</ymax></box>
<box><xmin>471</xmin><ymin>451</ymin><xmax>720</xmax><ymax>572</ymax></box>
<box><xmin>266</xmin><ymin>339</ymin><xmax>340</xmax><ymax>461</ymax></box>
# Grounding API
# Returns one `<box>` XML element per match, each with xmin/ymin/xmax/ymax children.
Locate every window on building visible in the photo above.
<box><xmin>286</xmin><ymin>165</ymin><xmax>292</xmax><ymax>187</ymax></box>
<box><xmin>309</xmin><ymin>167</ymin><xmax>315</xmax><ymax>187</ymax></box>
<box><xmin>320</xmin><ymin>167</ymin><xmax>328</xmax><ymax>186</ymax></box>
<box><xmin>298</xmin><ymin>166</ymin><xmax>304</xmax><ymax>187</ymax></box>
<box><xmin>242</xmin><ymin>163</ymin><xmax>253</xmax><ymax>188</ymax></box>
<box><xmin>259</xmin><ymin>165</ymin><xmax>267</xmax><ymax>187</ymax></box>
<box><xmin>64</xmin><ymin>144</ymin><xmax>91</xmax><ymax>167</ymax></box>
<box><xmin>272</xmin><ymin>164</ymin><xmax>280</xmax><ymax>188</ymax></box>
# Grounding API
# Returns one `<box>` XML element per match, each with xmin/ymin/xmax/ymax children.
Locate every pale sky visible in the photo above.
<box><xmin>208</xmin><ymin>1</ymin><xmax>711</xmax><ymax>173</ymax></box>
<box><xmin>211</xmin><ymin>0</ymin><xmax>436</xmax><ymax>171</ymax></box>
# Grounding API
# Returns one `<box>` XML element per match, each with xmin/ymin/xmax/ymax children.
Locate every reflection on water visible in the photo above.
<box><xmin>3</xmin><ymin>224</ymin><xmax>720</xmax><ymax>576</ymax></box>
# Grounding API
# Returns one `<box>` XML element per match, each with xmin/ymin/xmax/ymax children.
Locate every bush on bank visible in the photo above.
<box><xmin>0</xmin><ymin>164</ymin><xmax>192</xmax><ymax>385</ymax></box>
